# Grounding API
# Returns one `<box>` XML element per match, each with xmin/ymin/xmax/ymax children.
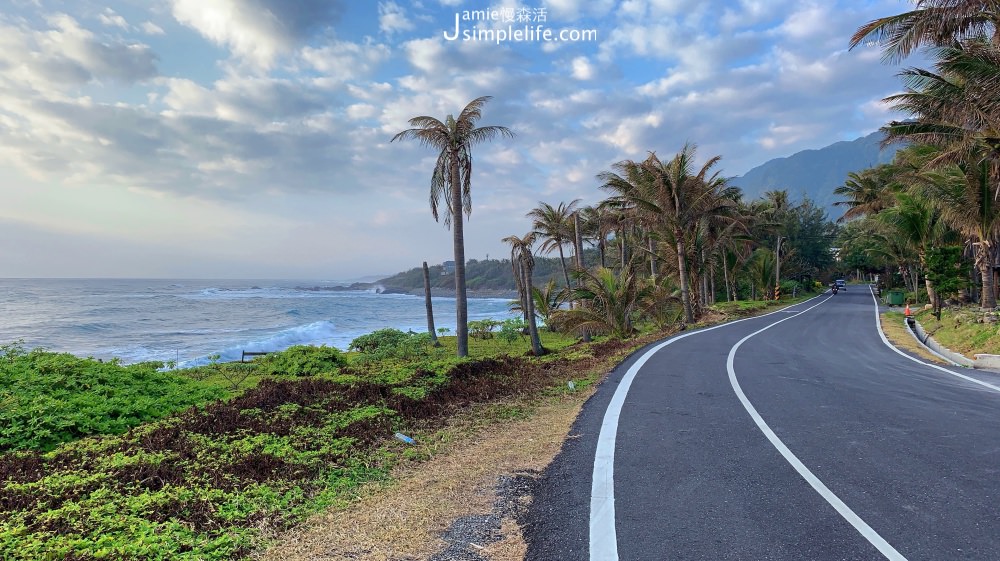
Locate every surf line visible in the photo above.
<box><xmin>725</xmin><ymin>298</ymin><xmax>908</xmax><ymax>561</ymax></box>
<box><xmin>589</xmin><ymin>294</ymin><xmax>830</xmax><ymax>560</ymax></box>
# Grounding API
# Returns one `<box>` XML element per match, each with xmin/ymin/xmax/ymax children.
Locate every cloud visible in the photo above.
<box><xmin>0</xmin><ymin>13</ymin><xmax>158</xmax><ymax>88</ymax></box>
<box><xmin>98</xmin><ymin>8</ymin><xmax>129</xmax><ymax>29</ymax></box>
<box><xmin>140</xmin><ymin>21</ymin><xmax>165</xmax><ymax>35</ymax></box>
<box><xmin>379</xmin><ymin>1</ymin><xmax>415</xmax><ymax>35</ymax></box>
<box><xmin>571</xmin><ymin>56</ymin><xmax>594</xmax><ymax>80</ymax></box>
<box><xmin>170</xmin><ymin>0</ymin><xmax>343</xmax><ymax>67</ymax></box>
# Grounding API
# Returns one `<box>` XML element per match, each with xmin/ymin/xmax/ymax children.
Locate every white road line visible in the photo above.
<box><xmin>868</xmin><ymin>286</ymin><xmax>1000</xmax><ymax>393</ymax></box>
<box><xmin>589</xmin><ymin>295</ymin><xmax>825</xmax><ymax>560</ymax></box>
<box><xmin>726</xmin><ymin>298</ymin><xmax>908</xmax><ymax>561</ymax></box>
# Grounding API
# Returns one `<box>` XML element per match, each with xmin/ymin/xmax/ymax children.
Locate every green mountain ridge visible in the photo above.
<box><xmin>731</xmin><ymin>131</ymin><xmax>901</xmax><ymax>219</ymax></box>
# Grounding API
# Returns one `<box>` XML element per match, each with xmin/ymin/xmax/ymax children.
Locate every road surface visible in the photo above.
<box><xmin>525</xmin><ymin>287</ymin><xmax>1000</xmax><ymax>560</ymax></box>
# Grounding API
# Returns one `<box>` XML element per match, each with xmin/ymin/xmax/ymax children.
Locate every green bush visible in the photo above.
<box><xmin>255</xmin><ymin>345</ymin><xmax>346</xmax><ymax>377</ymax></box>
<box><xmin>0</xmin><ymin>344</ymin><xmax>224</xmax><ymax>452</ymax></box>
<box><xmin>469</xmin><ymin>319</ymin><xmax>501</xmax><ymax>339</ymax></box>
<box><xmin>349</xmin><ymin>328</ymin><xmax>434</xmax><ymax>361</ymax></box>
<box><xmin>497</xmin><ymin>318</ymin><xmax>526</xmax><ymax>344</ymax></box>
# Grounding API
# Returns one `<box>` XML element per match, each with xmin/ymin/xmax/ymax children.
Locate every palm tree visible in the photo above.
<box><xmin>849</xmin><ymin>0</ymin><xmax>1000</xmax><ymax>63</ymax></box>
<box><xmin>392</xmin><ymin>96</ymin><xmax>514</xmax><ymax>357</ymax></box>
<box><xmin>581</xmin><ymin>204</ymin><xmax>616</xmax><ymax>268</ymax></box>
<box><xmin>502</xmin><ymin>232</ymin><xmax>545</xmax><ymax>355</ymax></box>
<box><xmin>528</xmin><ymin>200</ymin><xmax>581</xmax><ymax>292</ymax></box>
<box><xmin>881</xmin><ymin>40</ymin><xmax>1000</xmax><ymax>307</ymax></box>
<box><xmin>550</xmin><ymin>265</ymin><xmax>653</xmax><ymax>338</ymax></box>
<box><xmin>599</xmin><ymin>144</ymin><xmax>731</xmax><ymax>323</ymax></box>
<box><xmin>834</xmin><ymin>166</ymin><xmax>899</xmax><ymax>222</ymax></box>
<box><xmin>503</xmin><ymin>232</ymin><xmax>534</xmax><ymax>326</ymax></box>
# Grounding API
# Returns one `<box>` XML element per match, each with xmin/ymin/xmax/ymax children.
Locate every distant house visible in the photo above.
<box><xmin>442</xmin><ymin>261</ymin><xmax>455</xmax><ymax>275</ymax></box>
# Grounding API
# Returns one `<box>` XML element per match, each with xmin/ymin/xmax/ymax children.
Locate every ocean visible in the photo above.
<box><xmin>0</xmin><ymin>279</ymin><xmax>518</xmax><ymax>367</ymax></box>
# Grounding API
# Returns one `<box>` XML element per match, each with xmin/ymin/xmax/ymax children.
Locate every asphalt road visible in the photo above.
<box><xmin>524</xmin><ymin>287</ymin><xmax>1000</xmax><ymax>561</ymax></box>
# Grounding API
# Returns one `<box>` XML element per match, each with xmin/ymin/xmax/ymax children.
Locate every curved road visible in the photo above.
<box><xmin>525</xmin><ymin>287</ymin><xmax>1000</xmax><ymax>560</ymax></box>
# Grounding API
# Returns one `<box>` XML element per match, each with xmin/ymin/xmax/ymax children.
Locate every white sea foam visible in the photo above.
<box><xmin>178</xmin><ymin>320</ymin><xmax>340</xmax><ymax>367</ymax></box>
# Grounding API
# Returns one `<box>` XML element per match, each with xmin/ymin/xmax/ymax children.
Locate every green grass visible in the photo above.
<box><xmin>0</xmin><ymin>328</ymin><xmax>586</xmax><ymax>560</ymax></box>
<box><xmin>0</xmin><ymin>344</ymin><xmax>226</xmax><ymax>453</ymax></box>
<box><xmin>910</xmin><ymin>307</ymin><xmax>1000</xmax><ymax>357</ymax></box>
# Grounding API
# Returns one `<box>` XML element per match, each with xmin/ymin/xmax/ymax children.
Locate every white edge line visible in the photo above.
<box><xmin>868</xmin><ymin>286</ymin><xmax>1000</xmax><ymax>393</ymax></box>
<box><xmin>726</xmin><ymin>298</ymin><xmax>908</xmax><ymax>561</ymax></box>
<box><xmin>589</xmin><ymin>294</ymin><xmax>826</xmax><ymax>560</ymax></box>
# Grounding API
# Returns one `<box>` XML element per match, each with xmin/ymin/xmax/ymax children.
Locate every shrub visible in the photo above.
<box><xmin>349</xmin><ymin>328</ymin><xmax>433</xmax><ymax>361</ymax></box>
<box><xmin>0</xmin><ymin>347</ymin><xmax>224</xmax><ymax>452</ymax></box>
<box><xmin>255</xmin><ymin>345</ymin><xmax>346</xmax><ymax>377</ymax></box>
<box><xmin>497</xmin><ymin>318</ymin><xmax>526</xmax><ymax>344</ymax></box>
<box><xmin>468</xmin><ymin>319</ymin><xmax>501</xmax><ymax>339</ymax></box>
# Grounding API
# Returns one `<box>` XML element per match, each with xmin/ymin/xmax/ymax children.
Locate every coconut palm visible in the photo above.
<box><xmin>392</xmin><ymin>96</ymin><xmax>514</xmax><ymax>357</ymax></box>
<box><xmin>881</xmin><ymin>40</ymin><xmax>1000</xmax><ymax>307</ymax></box>
<box><xmin>550</xmin><ymin>265</ymin><xmax>653</xmax><ymax>338</ymax></box>
<box><xmin>528</xmin><ymin>199</ymin><xmax>581</xmax><ymax>292</ymax></box>
<box><xmin>849</xmin><ymin>0</ymin><xmax>1000</xmax><ymax>63</ymax></box>
<box><xmin>834</xmin><ymin>166</ymin><xmax>899</xmax><ymax>222</ymax></box>
<box><xmin>501</xmin><ymin>231</ymin><xmax>544</xmax><ymax>355</ymax></box>
<box><xmin>580</xmin><ymin>204</ymin><xmax>616</xmax><ymax>268</ymax></box>
<box><xmin>599</xmin><ymin>144</ymin><xmax>731</xmax><ymax>323</ymax></box>
<box><xmin>502</xmin><ymin>231</ymin><xmax>536</xmax><ymax>326</ymax></box>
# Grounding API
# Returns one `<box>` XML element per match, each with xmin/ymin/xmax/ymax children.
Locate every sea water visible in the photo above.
<box><xmin>0</xmin><ymin>279</ymin><xmax>517</xmax><ymax>367</ymax></box>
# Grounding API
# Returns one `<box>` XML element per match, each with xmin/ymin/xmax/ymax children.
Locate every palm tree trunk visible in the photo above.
<box><xmin>450</xmin><ymin>155</ymin><xmax>469</xmax><ymax>357</ymax></box>
<box><xmin>574</xmin><ymin>212</ymin><xmax>591</xmax><ymax>343</ymax></box>
<box><xmin>599</xmin><ymin>238</ymin><xmax>606</xmax><ymax>268</ymax></box>
<box><xmin>523</xmin><ymin>262</ymin><xmax>543</xmax><ymax>355</ymax></box>
<box><xmin>676</xmin><ymin>229</ymin><xmax>693</xmax><ymax>323</ymax></box>
<box><xmin>980</xmin><ymin>242</ymin><xmax>997</xmax><ymax>308</ymax></box>
<box><xmin>648</xmin><ymin>236</ymin><xmax>656</xmax><ymax>278</ymax></box>
<box><xmin>558</xmin><ymin>244</ymin><xmax>572</xmax><ymax>296</ymax></box>
<box><xmin>723</xmin><ymin>252</ymin><xmax>731</xmax><ymax>302</ymax></box>
<box><xmin>423</xmin><ymin>261</ymin><xmax>440</xmax><ymax>347</ymax></box>
<box><xmin>709</xmin><ymin>262</ymin><xmax>716</xmax><ymax>305</ymax></box>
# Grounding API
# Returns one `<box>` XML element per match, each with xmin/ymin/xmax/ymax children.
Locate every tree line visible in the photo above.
<box><xmin>395</xmin><ymin>99</ymin><xmax>840</xmax><ymax>357</ymax></box>
<box><xmin>837</xmin><ymin>1</ymin><xmax>1000</xmax><ymax>317</ymax></box>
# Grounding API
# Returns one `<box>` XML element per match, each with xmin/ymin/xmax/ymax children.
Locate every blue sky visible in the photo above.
<box><xmin>0</xmin><ymin>0</ymin><xmax>914</xmax><ymax>279</ymax></box>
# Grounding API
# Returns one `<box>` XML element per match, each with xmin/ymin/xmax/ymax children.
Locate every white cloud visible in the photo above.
<box><xmin>379</xmin><ymin>1</ymin><xmax>415</xmax><ymax>35</ymax></box>
<box><xmin>571</xmin><ymin>56</ymin><xmax>594</xmax><ymax>80</ymax></box>
<box><xmin>98</xmin><ymin>8</ymin><xmax>129</xmax><ymax>29</ymax></box>
<box><xmin>140</xmin><ymin>21</ymin><xmax>165</xmax><ymax>35</ymax></box>
<box><xmin>170</xmin><ymin>0</ymin><xmax>343</xmax><ymax>68</ymax></box>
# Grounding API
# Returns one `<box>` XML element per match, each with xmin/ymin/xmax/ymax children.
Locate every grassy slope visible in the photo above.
<box><xmin>907</xmin><ymin>307</ymin><xmax>1000</xmax><ymax>357</ymax></box>
<box><xmin>0</xmin><ymin>296</ymin><xmax>817</xmax><ymax>560</ymax></box>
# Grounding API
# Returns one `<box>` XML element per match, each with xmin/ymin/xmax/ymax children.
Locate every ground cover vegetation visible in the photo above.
<box><xmin>0</xmin><ymin>329</ymin><xmax>584</xmax><ymax>559</ymax></box>
<box><xmin>839</xmin><ymin>1</ymin><xmax>1000</xmax><ymax>312</ymax></box>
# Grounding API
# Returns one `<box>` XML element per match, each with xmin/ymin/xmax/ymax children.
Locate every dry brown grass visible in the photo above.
<box><xmin>879</xmin><ymin>312</ymin><xmax>949</xmax><ymax>365</ymax></box>
<box><xmin>256</xmin><ymin>392</ymin><xmax>591</xmax><ymax>561</ymax></box>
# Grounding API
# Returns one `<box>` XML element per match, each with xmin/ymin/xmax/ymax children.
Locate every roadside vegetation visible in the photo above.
<box><xmin>0</xmin><ymin>290</ymin><xmax>818</xmax><ymax>560</ymax></box>
<box><xmin>838</xmin><ymin>2</ymin><xmax>1000</xmax><ymax>319</ymax></box>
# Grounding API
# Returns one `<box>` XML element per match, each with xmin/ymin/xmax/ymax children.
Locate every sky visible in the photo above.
<box><xmin>0</xmin><ymin>0</ymin><xmax>918</xmax><ymax>280</ymax></box>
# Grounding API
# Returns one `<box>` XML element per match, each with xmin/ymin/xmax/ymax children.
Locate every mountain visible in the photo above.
<box><xmin>730</xmin><ymin>131</ymin><xmax>901</xmax><ymax>220</ymax></box>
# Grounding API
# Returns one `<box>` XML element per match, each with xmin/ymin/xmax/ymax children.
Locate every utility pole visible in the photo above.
<box><xmin>774</xmin><ymin>236</ymin><xmax>784</xmax><ymax>300</ymax></box>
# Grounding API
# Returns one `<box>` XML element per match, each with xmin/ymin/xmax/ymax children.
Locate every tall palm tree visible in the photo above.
<box><xmin>527</xmin><ymin>199</ymin><xmax>581</xmax><ymax>291</ymax></box>
<box><xmin>881</xmin><ymin>39</ymin><xmax>1000</xmax><ymax>307</ymax></box>
<box><xmin>849</xmin><ymin>0</ymin><xmax>1000</xmax><ymax>63</ymax></box>
<box><xmin>502</xmin><ymin>231</ymin><xmax>544</xmax><ymax>355</ymax></box>
<box><xmin>392</xmin><ymin>96</ymin><xmax>514</xmax><ymax>357</ymax></box>
<box><xmin>503</xmin><ymin>231</ymin><xmax>535</xmax><ymax>326</ymax></box>
<box><xmin>581</xmin><ymin>204</ymin><xmax>616</xmax><ymax>268</ymax></box>
<box><xmin>599</xmin><ymin>144</ymin><xmax>731</xmax><ymax>323</ymax></box>
<box><xmin>834</xmin><ymin>166</ymin><xmax>899</xmax><ymax>222</ymax></box>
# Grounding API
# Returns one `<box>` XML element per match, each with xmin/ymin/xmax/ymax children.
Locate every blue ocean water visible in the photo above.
<box><xmin>0</xmin><ymin>279</ymin><xmax>517</xmax><ymax>367</ymax></box>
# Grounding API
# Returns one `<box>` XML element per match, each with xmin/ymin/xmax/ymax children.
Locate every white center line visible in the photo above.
<box><xmin>589</xmin><ymin>295</ymin><xmax>824</xmax><ymax>560</ymax></box>
<box><xmin>726</xmin><ymin>298</ymin><xmax>908</xmax><ymax>561</ymax></box>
